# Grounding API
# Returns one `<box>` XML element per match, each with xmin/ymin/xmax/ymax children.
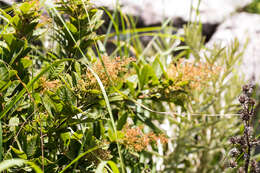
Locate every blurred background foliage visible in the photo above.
<box><xmin>245</xmin><ymin>0</ymin><xmax>260</xmax><ymax>14</ymax></box>
<box><xmin>0</xmin><ymin>0</ymin><xmax>258</xmax><ymax>173</ymax></box>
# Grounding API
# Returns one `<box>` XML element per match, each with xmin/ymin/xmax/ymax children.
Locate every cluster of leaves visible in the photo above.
<box><xmin>0</xmin><ymin>0</ymin><xmax>256</xmax><ymax>173</ymax></box>
<box><xmin>0</xmin><ymin>1</ymin><xmax>116</xmax><ymax>172</ymax></box>
<box><xmin>245</xmin><ymin>0</ymin><xmax>260</xmax><ymax>14</ymax></box>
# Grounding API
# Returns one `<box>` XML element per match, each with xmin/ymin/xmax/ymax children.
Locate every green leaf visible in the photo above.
<box><xmin>2</xmin><ymin>34</ymin><xmax>15</xmax><ymax>47</ymax></box>
<box><xmin>21</xmin><ymin>57</ymin><xmax>32</xmax><ymax>68</ymax></box>
<box><xmin>71</xmin><ymin>131</ymin><xmax>83</xmax><ymax>141</ymax></box>
<box><xmin>107</xmin><ymin>128</ymin><xmax>116</xmax><ymax>142</ymax></box>
<box><xmin>74</xmin><ymin>61</ymin><xmax>81</xmax><ymax>76</ymax></box>
<box><xmin>0</xmin><ymin>159</ymin><xmax>43</xmax><ymax>173</ymax></box>
<box><xmin>36</xmin><ymin>156</ymin><xmax>54</xmax><ymax>166</ymax></box>
<box><xmin>0</xmin><ymin>9</ymin><xmax>12</xmax><ymax>22</ymax></box>
<box><xmin>11</xmin><ymin>15</ymin><xmax>20</xmax><ymax>28</ymax></box>
<box><xmin>65</xmin><ymin>74</ymin><xmax>73</xmax><ymax>88</ymax></box>
<box><xmin>19</xmin><ymin>2</ymin><xmax>32</xmax><ymax>14</ymax></box>
<box><xmin>60</xmin><ymin>132</ymin><xmax>71</xmax><ymax>148</ymax></box>
<box><xmin>10</xmin><ymin>146</ymin><xmax>27</xmax><ymax>160</ymax></box>
<box><xmin>26</xmin><ymin>134</ymin><xmax>38</xmax><ymax>157</ymax></box>
<box><xmin>0</xmin><ymin>62</ymin><xmax>9</xmax><ymax>81</ymax></box>
<box><xmin>50</xmin><ymin>62</ymin><xmax>65</xmax><ymax>79</ymax></box>
<box><xmin>0</xmin><ymin>121</ymin><xmax>2</xmax><ymax>161</ymax></box>
<box><xmin>139</xmin><ymin>64</ymin><xmax>156</xmax><ymax>89</ymax></box>
<box><xmin>96</xmin><ymin>161</ymin><xmax>120</xmax><ymax>173</ymax></box>
<box><xmin>117</xmin><ymin>113</ymin><xmax>128</xmax><ymax>130</ymax></box>
<box><xmin>0</xmin><ymin>59</ymin><xmax>74</xmax><ymax>119</ymax></box>
<box><xmin>57</xmin><ymin>85</ymin><xmax>76</xmax><ymax>106</ymax></box>
<box><xmin>0</xmin><ymin>81</ymin><xmax>9</xmax><ymax>92</ymax></box>
<box><xmin>9</xmin><ymin>70</ymin><xmax>17</xmax><ymax>78</ymax></box>
<box><xmin>96</xmin><ymin>161</ymin><xmax>107</xmax><ymax>173</ymax></box>
<box><xmin>152</xmin><ymin>57</ymin><xmax>163</xmax><ymax>78</ymax></box>
<box><xmin>72</xmin><ymin>71</ymin><xmax>81</xmax><ymax>86</ymax></box>
<box><xmin>41</xmin><ymin>94</ymin><xmax>54</xmax><ymax>117</ymax></box>
<box><xmin>66</xmin><ymin>22</ymin><xmax>77</xmax><ymax>33</ymax></box>
<box><xmin>88</xmin><ymin>9</ymin><xmax>104</xmax><ymax>30</ymax></box>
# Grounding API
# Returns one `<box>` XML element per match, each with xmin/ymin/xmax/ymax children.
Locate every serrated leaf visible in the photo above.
<box><xmin>50</xmin><ymin>62</ymin><xmax>65</xmax><ymax>79</ymax></box>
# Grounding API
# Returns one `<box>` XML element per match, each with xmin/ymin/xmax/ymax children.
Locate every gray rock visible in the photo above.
<box><xmin>0</xmin><ymin>0</ymin><xmax>15</xmax><ymax>6</ymax></box>
<box><xmin>207</xmin><ymin>12</ymin><xmax>260</xmax><ymax>83</ymax></box>
<box><xmin>92</xmin><ymin>0</ymin><xmax>252</xmax><ymax>25</ymax></box>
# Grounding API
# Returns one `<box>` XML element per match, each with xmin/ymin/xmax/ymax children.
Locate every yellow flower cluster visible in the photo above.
<box><xmin>81</xmin><ymin>56</ymin><xmax>135</xmax><ymax>90</ymax></box>
<box><xmin>122</xmin><ymin>125</ymin><xmax>168</xmax><ymax>152</ymax></box>
<box><xmin>167</xmin><ymin>59</ymin><xmax>221</xmax><ymax>90</ymax></box>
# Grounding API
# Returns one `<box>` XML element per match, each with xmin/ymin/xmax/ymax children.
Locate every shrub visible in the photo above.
<box><xmin>0</xmin><ymin>0</ymin><xmax>254</xmax><ymax>172</ymax></box>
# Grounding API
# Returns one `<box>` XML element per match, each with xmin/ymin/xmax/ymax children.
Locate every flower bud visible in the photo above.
<box><xmin>243</xmin><ymin>85</ymin><xmax>249</xmax><ymax>93</ymax></box>
<box><xmin>229</xmin><ymin>148</ymin><xmax>239</xmax><ymax>157</ymax></box>
<box><xmin>239</xmin><ymin>95</ymin><xmax>246</xmax><ymax>104</ymax></box>
<box><xmin>230</xmin><ymin>137</ymin><xmax>238</xmax><ymax>145</ymax></box>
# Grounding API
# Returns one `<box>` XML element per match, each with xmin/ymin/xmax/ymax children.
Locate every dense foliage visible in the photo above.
<box><xmin>245</xmin><ymin>0</ymin><xmax>260</xmax><ymax>14</ymax></box>
<box><xmin>0</xmin><ymin>0</ymin><xmax>258</xmax><ymax>172</ymax></box>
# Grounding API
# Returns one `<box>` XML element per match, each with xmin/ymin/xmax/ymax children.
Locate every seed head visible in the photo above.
<box><xmin>239</xmin><ymin>95</ymin><xmax>246</xmax><ymax>104</ymax></box>
<box><xmin>229</xmin><ymin>161</ymin><xmax>237</xmax><ymax>168</ymax></box>
<box><xmin>230</xmin><ymin>137</ymin><xmax>238</xmax><ymax>145</ymax></box>
<box><xmin>229</xmin><ymin>148</ymin><xmax>239</xmax><ymax>157</ymax></box>
<box><xmin>243</xmin><ymin>85</ymin><xmax>249</xmax><ymax>93</ymax></box>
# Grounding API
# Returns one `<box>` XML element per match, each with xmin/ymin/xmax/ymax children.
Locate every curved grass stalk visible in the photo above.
<box><xmin>59</xmin><ymin>146</ymin><xmax>100</xmax><ymax>173</ymax></box>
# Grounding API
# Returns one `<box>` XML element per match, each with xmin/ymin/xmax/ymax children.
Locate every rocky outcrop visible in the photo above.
<box><xmin>92</xmin><ymin>0</ymin><xmax>252</xmax><ymax>25</ymax></box>
<box><xmin>92</xmin><ymin>0</ymin><xmax>252</xmax><ymax>44</ymax></box>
